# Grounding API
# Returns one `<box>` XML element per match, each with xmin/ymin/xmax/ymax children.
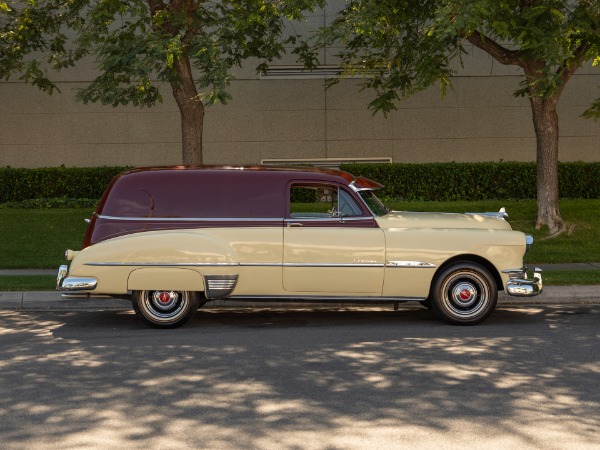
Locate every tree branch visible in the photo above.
<box><xmin>557</xmin><ymin>42</ymin><xmax>590</xmax><ymax>86</ymax></box>
<box><xmin>467</xmin><ymin>30</ymin><xmax>522</xmax><ymax>66</ymax></box>
<box><xmin>147</xmin><ymin>0</ymin><xmax>199</xmax><ymax>45</ymax></box>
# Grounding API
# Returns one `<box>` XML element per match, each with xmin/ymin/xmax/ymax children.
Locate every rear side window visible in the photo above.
<box><xmin>102</xmin><ymin>170</ymin><xmax>285</xmax><ymax>218</ymax></box>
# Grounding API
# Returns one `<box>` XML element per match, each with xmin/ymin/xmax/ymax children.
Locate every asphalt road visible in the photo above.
<box><xmin>0</xmin><ymin>305</ymin><xmax>599</xmax><ymax>449</ymax></box>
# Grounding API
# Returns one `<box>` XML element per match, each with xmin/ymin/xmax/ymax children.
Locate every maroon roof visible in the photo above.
<box><xmin>94</xmin><ymin>165</ymin><xmax>380</xmax><ymax>216</ymax></box>
<box><xmin>112</xmin><ymin>165</ymin><xmax>360</xmax><ymax>184</ymax></box>
<box><xmin>82</xmin><ymin>165</ymin><xmax>382</xmax><ymax>248</ymax></box>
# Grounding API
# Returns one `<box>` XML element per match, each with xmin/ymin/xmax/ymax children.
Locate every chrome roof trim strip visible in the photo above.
<box><xmin>97</xmin><ymin>215</ymin><xmax>282</xmax><ymax>222</ymax></box>
<box><xmin>97</xmin><ymin>215</ymin><xmax>374</xmax><ymax>223</ymax></box>
<box><xmin>283</xmin><ymin>216</ymin><xmax>374</xmax><ymax>222</ymax></box>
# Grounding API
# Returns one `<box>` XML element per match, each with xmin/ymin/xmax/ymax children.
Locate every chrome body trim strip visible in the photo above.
<box><xmin>283</xmin><ymin>262</ymin><xmax>383</xmax><ymax>268</ymax></box>
<box><xmin>386</xmin><ymin>261</ymin><xmax>437</xmax><ymax>268</ymax></box>
<box><xmin>84</xmin><ymin>262</ymin><xmax>239</xmax><ymax>267</ymax></box>
<box><xmin>240</xmin><ymin>262</ymin><xmax>281</xmax><ymax>267</ymax></box>
<box><xmin>84</xmin><ymin>261</ymin><xmax>385</xmax><ymax>268</ymax></box>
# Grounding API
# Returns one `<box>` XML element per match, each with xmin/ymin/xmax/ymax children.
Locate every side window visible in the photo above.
<box><xmin>289</xmin><ymin>185</ymin><xmax>363</xmax><ymax>218</ymax></box>
<box><xmin>338</xmin><ymin>188</ymin><xmax>364</xmax><ymax>217</ymax></box>
<box><xmin>290</xmin><ymin>185</ymin><xmax>337</xmax><ymax>218</ymax></box>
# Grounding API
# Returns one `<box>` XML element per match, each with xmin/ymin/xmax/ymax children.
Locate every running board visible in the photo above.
<box><xmin>227</xmin><ymin>295</ymin><xmax>426</xmax><ymax>303</ymax></box>
<box><xmin>61</xmin><ymin>293</ymin><xmax>132</xmax><ymax>301</ymax></box>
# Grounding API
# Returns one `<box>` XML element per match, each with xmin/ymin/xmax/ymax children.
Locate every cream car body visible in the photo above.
<box><xmin>57</xmin><ymin>166</ymin><xmax>542</xmax><ymax>328</ymax></box>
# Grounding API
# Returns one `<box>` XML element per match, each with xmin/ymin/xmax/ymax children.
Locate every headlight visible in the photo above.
<box><xmin>525</xmin><ymin>235</ymin><xmax>534</xmax><ymax>253</ymax></box>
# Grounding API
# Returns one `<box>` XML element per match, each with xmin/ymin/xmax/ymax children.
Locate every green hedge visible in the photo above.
<box><xmin>340</xmin><ymin>162</ymin><xmax>600</xmax><ymax>201</ymax></box>
<box><xmin>0</xmin><ymin>166</ymin><xmax>128</xmax><ymax>203</ymax></box>
<box><xmin>0</xmin><ymin>198</ymin><xmax>99</xmax><ymax>209</ymax></box>
<box><xmin>1</xmin><ymin>163</ymin><xmax>600</xmax><ymax>204</ymax></box>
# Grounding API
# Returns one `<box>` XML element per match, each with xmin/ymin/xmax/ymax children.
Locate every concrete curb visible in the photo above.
<box><xmin>0</xmin><ymin>269</ymin><xmax>57</xmax><ymax>276</ymax></box>
<box><xmin>0</xmin><ymin>285</ymin><xmax>598</xmax><ymax>311</ymax></box>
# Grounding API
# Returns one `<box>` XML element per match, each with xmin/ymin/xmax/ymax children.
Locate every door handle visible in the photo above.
<box><xmin>287</xmin><ymin>222</ymin><xmax>303</xmax><ymax>227</ymax></box>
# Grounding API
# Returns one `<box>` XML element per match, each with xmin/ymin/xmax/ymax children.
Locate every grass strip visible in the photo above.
<box><xmin>0</xmin><ymin>275</ymin><xmax>56</xmax><ymax>291</ymax></box>
<box><xmin>1</xmin><ymin>200</ymin><xmax>600</xmax><ymax>268</ymax></box>
<box><xmin>386</xmin><ymin>199</ymin><xmax>600</xmax><ymax>264</ymax></box>
<box><xmin>0</xmin><ymin>209</ymin><xmax>90</xmax><ymax>269</ymax></box>
<box><xmin>541</xmin><ymin>270</ymin><xmax>600</xmax><ymax>286</ymax></box>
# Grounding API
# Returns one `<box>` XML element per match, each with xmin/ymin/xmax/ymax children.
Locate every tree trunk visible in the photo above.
<box><xmin>467</xmin><ymin>35</ymin><xmax>586</xmax><ymax>236</ymax></box>
<box><xmin>529</xmin><ymin>95</ymin><xmax>565</xmax><ymax>235</ymax></box>
<box><xmin>170</xmin><ymin>56</ymin><xmax>204</xmax><ymax>165</ymax></box>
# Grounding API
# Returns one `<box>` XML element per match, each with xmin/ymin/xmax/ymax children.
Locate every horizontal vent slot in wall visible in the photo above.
<box><xmin>260</xmin><ymin>65</ymin><xmax>346</xmax><ymax>79</ymax></box>
<box><xmin>261</xmin><ymin>158</ymin><xmax>392</xmax><ymax>168</ymax></box>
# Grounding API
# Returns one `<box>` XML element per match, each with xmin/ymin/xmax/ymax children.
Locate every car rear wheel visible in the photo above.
<box><xmin>431</xmin><ymin>263</ymin><xmax>497</xmax><ymax>325</ymax></box>
<box><xmin>133</xmin><ymin>290</ymin><xmax>200</xmax><ymax>328</ymax></box>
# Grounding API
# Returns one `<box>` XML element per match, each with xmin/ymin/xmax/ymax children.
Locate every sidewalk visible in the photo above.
<box><xmin>0</xmin><ymin>265</ymin><xmax>598</xmax><ymax>311</ymax></box>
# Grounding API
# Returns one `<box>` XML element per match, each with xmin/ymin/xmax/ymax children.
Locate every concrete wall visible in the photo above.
<box><xmin>1</xmin><ymin>2</ymin><xmax>599</xmax><ymax>167</ymax></box>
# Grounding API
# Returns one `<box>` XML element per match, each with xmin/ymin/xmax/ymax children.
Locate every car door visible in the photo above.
<box><xmin>283</xmin><ymin>181</ymin><xmax>385</xmax><ymax>295</ymax></box>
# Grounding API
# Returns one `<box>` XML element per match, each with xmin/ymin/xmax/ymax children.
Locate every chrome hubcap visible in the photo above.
<box><xmin>452</xmin><ymin>283</ymin><xmax>478</xmax><ymax>307</ymax></box>
<box><xmin>151</xmin><ymin>290</ymin><xmax>179</xmax><ymax>311</ymax></box>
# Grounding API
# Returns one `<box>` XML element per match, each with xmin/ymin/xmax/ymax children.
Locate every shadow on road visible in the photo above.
<box><xmin>0</xmin><ymin>305</ymin><xmax>598</xmax><ymax>448</ymax></box>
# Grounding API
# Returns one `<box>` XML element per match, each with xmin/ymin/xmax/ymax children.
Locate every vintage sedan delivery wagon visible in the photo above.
<box><xmin>57</xmin><ymin>166</ymin><xmax>542</xmax><ymax>328</ymax></box>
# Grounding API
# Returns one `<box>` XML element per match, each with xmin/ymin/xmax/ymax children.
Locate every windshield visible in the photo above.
<box><xmin>358</xmin><ymin>190</ymin><xmax>389</xmax><ymax>216</ymax></box>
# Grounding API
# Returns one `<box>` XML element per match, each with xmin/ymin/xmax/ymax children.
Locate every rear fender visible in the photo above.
<box><xmin>68</xmin><ymin>230</ymin><xmax>239</xmax><ymax>294</ymax></box>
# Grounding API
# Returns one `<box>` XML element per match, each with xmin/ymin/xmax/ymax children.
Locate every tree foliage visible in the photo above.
<box><xmin>0</xmin><ymin>0</ymin><xmax>324</xmax><ymax>162</ymax></box>
<box><xmin>298</xmin><ymin>0</ymin><xmax>600</xmax><ymax>234</ymax></box>
<box><xmin>0</xmin><ymin>0</ymin><xmax>322</xmax><ymax>104</ymax></box>
<box><xmin>300</xmin><ymin>0</ymin><xmax>600</xmax><ymax>113</ymax></box>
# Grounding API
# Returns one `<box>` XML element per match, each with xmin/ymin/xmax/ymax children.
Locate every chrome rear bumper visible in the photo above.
<box><xmin>504</xmin><ymin>267</ymin><xmax>543</xmax><ymax>297</ymax></box>
<box><xmin>56</xmin><ymin>264</ymin><xmax>98</xmax><ymax>291</ymax></box>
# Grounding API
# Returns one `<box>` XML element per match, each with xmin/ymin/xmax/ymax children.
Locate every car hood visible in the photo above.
<box><xmin>375</xmin><ymin>211</ymin><xmax>513</xmax><ymax>230</ymax></box>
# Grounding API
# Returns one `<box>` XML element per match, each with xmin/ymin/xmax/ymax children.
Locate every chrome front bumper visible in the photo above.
<box><xmin>56</xmin><ymin>264</ymin><xmax>98</xmax><ymax>291</ymax></box>
<box><xmin>504</xmin><ymin>267</ymin><xmax>543</xmax><ymax>297</ymax></box>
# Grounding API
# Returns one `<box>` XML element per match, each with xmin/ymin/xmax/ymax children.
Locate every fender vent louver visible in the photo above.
<box><xmin>204</xmin><ymin>275</ymin><xmax>239</xmax><ymax>299</ymax></box>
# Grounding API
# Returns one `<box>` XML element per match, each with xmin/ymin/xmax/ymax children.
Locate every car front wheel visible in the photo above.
<box><xmin>431</xmin><ymin>263</ymin><xmax>497</xmax><ymax>325</ymax></box>
<box><xmin>133</xmin><ymin>290</ymin><xmax>200</xmax><ymax>328</ymax></box>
